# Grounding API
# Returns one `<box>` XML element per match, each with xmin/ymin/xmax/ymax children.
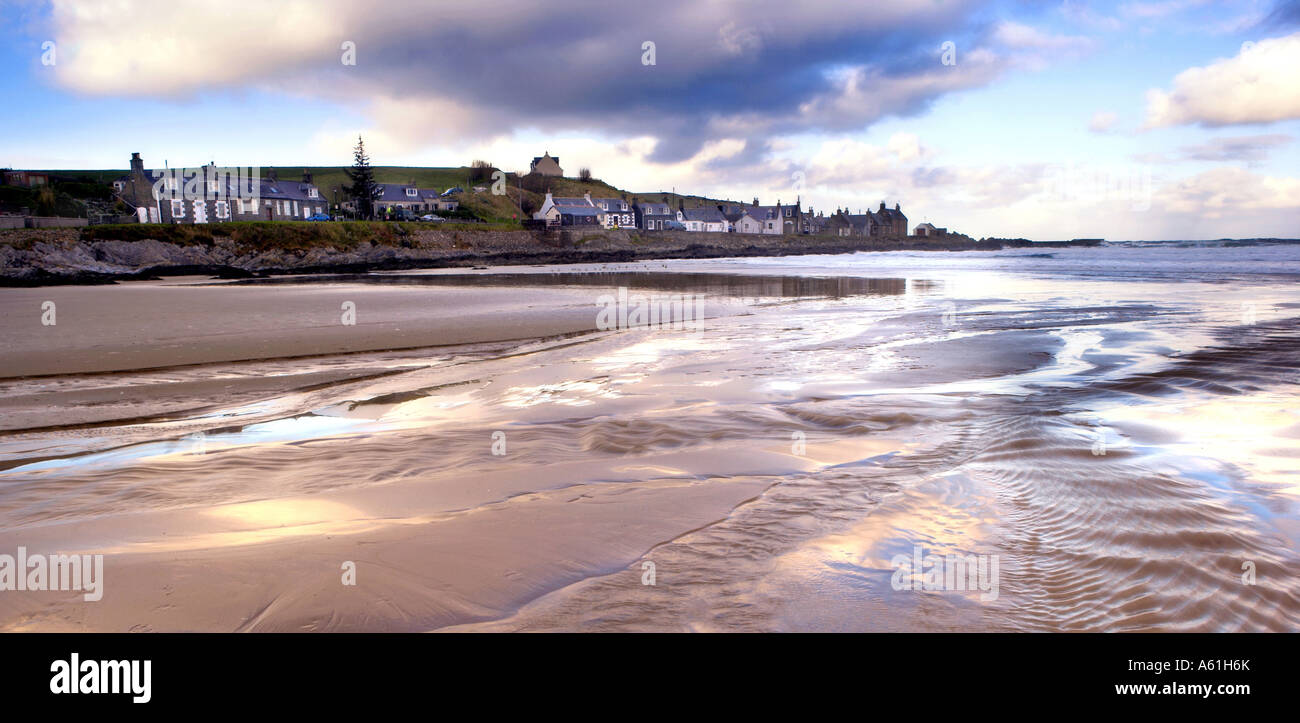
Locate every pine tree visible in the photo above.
<box><xmin>345</xmin><ymin>135</ymin><xmax>379</xmax><ymax>220</ymax></box>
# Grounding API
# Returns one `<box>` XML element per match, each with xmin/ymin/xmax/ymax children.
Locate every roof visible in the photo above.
<box><xmin>592</xmin><ymin>197</ymin><xmax>629</xmax><ymax>211</ymax></box>
<box><xmin>683</xmin><ymin>206</ymin><xmax>726</xmax><ymax>223</ymax></box>
<box><xmin>373</xmin><ymin>184</ymin><xmax>422</xmax><ymax>201</ymax></box>
<box><xmin>636</xmin><ymin>202</ymin><xmax>672</xmax><ymax>216</ymax></box>
<box><xmin>876</xmin><ymin>205</ymin><xmax>907</xmax><ymax>221</ymax></box>
<box><xmin>742</xmin><ymin>205</ymin><xmax>781</xmax><ymax>221</ymax></box>
<box><xmin>552</xmin><ymin>196</ymin><xmax>594</xmax><ymax>208</ymax></box>
<box><xmin>559</xmin><ymin>206</ymin><xmax>602</xmax><ymax>217</ymax></box>
<box><xmin>258</xmin><ymin>178</ymin><xmax>320</xmax><ymax>202</ymax></box>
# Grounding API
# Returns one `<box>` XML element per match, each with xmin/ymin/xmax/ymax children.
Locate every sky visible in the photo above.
<box><xmin>1</xmin><ymin>0</ymin><xmax>1298</xmax><ymax>240</ymax></box>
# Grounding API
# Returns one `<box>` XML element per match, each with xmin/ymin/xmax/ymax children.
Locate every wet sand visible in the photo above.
<box><xmin>0</xmin><ymin>277</ymin><xmax>607</xmax><ymax>378</ymax></box>
<box><xmin>1</xmin><ymin>248</ymin><xmax>1298</xmax><ymax>632</ymax></box>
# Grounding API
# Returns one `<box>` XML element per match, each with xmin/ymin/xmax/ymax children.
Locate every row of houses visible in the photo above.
<box><xmin>111</xmin><ymin>152</ymin><xmax>464</xmax><ymax>223</ymax></box>
<box><xmin>114</xmin><ymin>153</ymin><xmax>330</xmax><ymax>223</ymax></box>
<box><xmin>534</xmin><ymin>192</ymin><xmax>911</xmax><ymax>237</ymax></box>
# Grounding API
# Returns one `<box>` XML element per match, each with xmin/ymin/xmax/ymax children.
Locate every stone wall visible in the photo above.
<box><xmin>28</xmin><ymin>217</ymin><xmax>89</xmax><ymax>228</ymax></box>
<box><xmin>0</xmin><ymin>216</ymin><xmax>90</xmax><ymax>229</ymax></box>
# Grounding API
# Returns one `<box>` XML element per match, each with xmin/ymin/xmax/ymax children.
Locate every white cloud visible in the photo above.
<box><xmin>1144</xmin><ymin>32</ymin><xmax>1300</xmax><ymax>128</ymax></box>
<box><xmin>1178</xmin><ymin>133</ymin><xmax>1292</xmax><ymax>162</ymax></box>
<box><xmin>49</xmin><ymin>0</ymin><xmax>346</xmax><ymax>95</ymax></box>
<box><xmin>992</xmin><ymin>21</ymin><xmax>1094</xmax><ymax>52</ymax></box>
<box><xmin>1089</xmin><ymin>111</ymin><xmax>1119</xmax><ymax>133</ymax></box>
<box><xmin>1155</xmin><ymin>167</ymin><xmax>1300</xmax><ymax>217</ymax></box>
<box><xmin>886</xmin><ymin>132</ymin><xmax>927</xmax><ymax>162</ymax></box>
<box><xmin>1059</xmin><ymin>1</ymin><xmax>1123</xmax><ymax>31</ymax></box>
<box><xmin>1119</xmin><ymin>0</ymin><xmax>1210</xmax><ymax>20</ymax></box>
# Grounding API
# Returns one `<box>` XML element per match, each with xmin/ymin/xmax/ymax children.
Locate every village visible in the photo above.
<box><xmin>1</xmin><ymin>149</ymin><xmax>951</xmax><ymax>239</ymax></box>
<box><xmin>522</xmin><ymin>152</ymin><xmax>943</xmax><ymax>238</ymax></box>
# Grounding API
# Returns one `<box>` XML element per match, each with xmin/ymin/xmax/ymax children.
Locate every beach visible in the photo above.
<box><xmin>1</xmin><ymin>242</ymin><xmax>1298</xmax><ymax>632</ymax></box>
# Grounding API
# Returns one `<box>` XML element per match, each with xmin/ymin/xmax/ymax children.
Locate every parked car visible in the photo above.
<box><xmin>663</xmin><ymin>220</ymin><xmax>687</xmax><ymax>230</ymax></box>
<box><xmin>420</xmin><ymin>214</ymin><xmax>445</xmax><ymax>222</ymax></box>
<box><xmin>306</xmin><ymin>213</ymin><xmax>330</xmax><ymax>222</ymax></box>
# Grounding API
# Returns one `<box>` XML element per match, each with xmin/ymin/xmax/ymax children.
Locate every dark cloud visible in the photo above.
<box><xmin>310</xmin><ymin>0</ymin><xmax>1006</xmax><ymax>162</ymax></box>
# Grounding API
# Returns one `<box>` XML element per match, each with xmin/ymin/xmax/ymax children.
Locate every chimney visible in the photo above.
<box><xmin>583</xmin><ymin>191</ymin><xmax>592</xmax><ymax>204</ymax></box>
<box><xmin>130</xmin><ymin>152</ymin><xmax>144</xmax><ymax>176</ymax></box>
<box><xmin>895</xmin><ymin>202</ymin><xmax>901</xmax><ymax>211</ymax></box>
<box><xmin>268</xmin><ymin>167</ymin><xmax>278</xmax><ymax>183</ymax></box>
<box><xmin>879</xmin><ymin>201</ymin><xmax>886</xmax><ymax>212</ymax></box>
<box><xmin>303</xmin><ymin>169</ymin><xmax>313</xmax><ymax>184</ymax></box>
<box><xmin>752</xmin><ymin>197</ymin><xmax>758</xmax><ymax>206</ymax></box>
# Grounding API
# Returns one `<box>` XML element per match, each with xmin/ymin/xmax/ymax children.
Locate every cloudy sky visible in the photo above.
<box><xmin>2</xmin><ymin>0</ymin><xmax>1298</xmax><ymax>239</ymax></box>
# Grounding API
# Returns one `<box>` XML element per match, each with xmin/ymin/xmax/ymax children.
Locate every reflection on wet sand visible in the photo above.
<box><xmin>230</xmin><ymin>270</ymin><xmax>916</xmax><ymax>300</ymax></box>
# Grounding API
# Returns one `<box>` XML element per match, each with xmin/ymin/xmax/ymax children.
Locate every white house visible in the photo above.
<box><xmin>533</xmin><ymin>192</ymin><xmax>605</xmax><ymax>227</ymax></box>
<box><xmin>679</xmin><ymin>206</ymin><xmax>729</xmax><ymax>232</ymax></box>
<box><xmin>733</xmin><ymin>209</ymin><xmax>767</xmax><ymax>234</ymax></box>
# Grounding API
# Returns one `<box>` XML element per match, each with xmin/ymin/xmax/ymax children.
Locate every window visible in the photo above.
<box><xmin>215</xmin><ymin>200</ymin><xmax>229</xmax><ymax>219</ymax></box>
<box><xmin>406</xmin><ymin>188</ymin><xmax>417</xmax><ymax>197</ymax></box>
<box><xmin>171</xmin><ymin>200</ymin><xmax>184</xmax><ymax>218</ymax></box>
<box><xmin>309</xmin><ymin>188</ymin><xmax>318</xmax><ymax>198</ymax></box>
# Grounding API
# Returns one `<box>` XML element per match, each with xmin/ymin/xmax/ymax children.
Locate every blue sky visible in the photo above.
<box><xmin>2</xmin><ymin>0</ymin><xmax>1298</xmax><ymax>239</ymax></box>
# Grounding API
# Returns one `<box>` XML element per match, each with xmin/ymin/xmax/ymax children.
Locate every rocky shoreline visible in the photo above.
<box><xmin>0</xmin><ymin>225</ymin><xmax>1040</xmax><ymax>286</ymax></box>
